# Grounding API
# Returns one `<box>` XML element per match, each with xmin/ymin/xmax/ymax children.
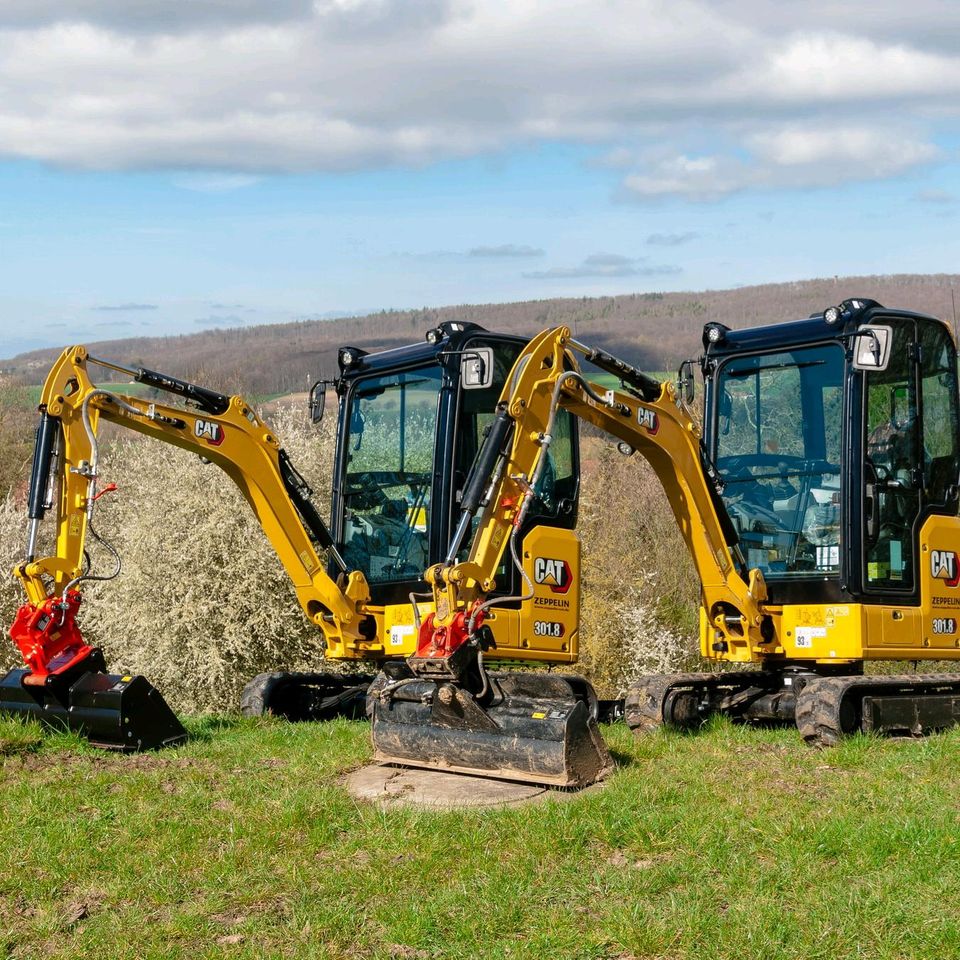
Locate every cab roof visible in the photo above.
<box><xmin>336</xmin><ymin>320</ymin><xmax>527</xmax><ymax>383</ymax></box>
<box><xmin>703</xmin><ymin>299</ymin><xmax>948</xmax><ymax>362</ymax></box>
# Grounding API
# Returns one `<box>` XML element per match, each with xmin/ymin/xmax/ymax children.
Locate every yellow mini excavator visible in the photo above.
<box><xmin>2</xmin><ymin>323</ymin><xmax>592</xmax><ymax>752</ymax></box>
<box><xmin>370</xmin><ymin>298</ymin><xmax>960</xmax><ymax>785</ymax></box>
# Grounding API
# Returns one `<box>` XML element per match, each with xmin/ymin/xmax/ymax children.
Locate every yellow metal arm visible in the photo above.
<box><xmin>432</xmin><ymin>326</ymin><xmax>770</xmax><ymax>658</ymax></box>
<box><xmin>13</xmin><ymin>346</ymin><xmax>372</xmax><ymax>649</ymax></box>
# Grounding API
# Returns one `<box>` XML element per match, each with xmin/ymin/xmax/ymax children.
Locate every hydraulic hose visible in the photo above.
<box><xmin>61</xmin><ymin>389</ymin><xmax>145</xmax><ymax>598</ymax></box>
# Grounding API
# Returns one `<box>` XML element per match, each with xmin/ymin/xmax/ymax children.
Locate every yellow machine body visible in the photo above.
<box><xmin>704</xmin><ymin>513</ymin><xmax>960</xmax><ymax>665</ymax></box>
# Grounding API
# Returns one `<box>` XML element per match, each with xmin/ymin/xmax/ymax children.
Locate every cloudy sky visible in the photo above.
<box><xmin>0</xmin><ymin>0</ymin><xmax>958</xmax><ymax>353</ymax></box>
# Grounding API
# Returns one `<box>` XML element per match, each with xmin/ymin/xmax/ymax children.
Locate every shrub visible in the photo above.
<box><xmin>0</xmin><ymin>378</ymin><xmax>36</xmax><ymax>499</ymax></box>
<box><xmin>575</xmin><ymin>437</ymin><xmax>701</xmax><ymax>697</ymax></box>
<box><xmin>0</xmin><ymin>496</ymin><xmax>26</xmax><ymax>674</ymax></box>
<box><xmin>0</xmin><ymin>404</ymin><xmax>336</xmax><ymax>712</ymax></box>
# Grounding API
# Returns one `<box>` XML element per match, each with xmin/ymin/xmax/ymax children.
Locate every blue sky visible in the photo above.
<box><xmin>0</xmin><ymin>0</ymin><xmax>958</xmax><ymax>355</ymax></box>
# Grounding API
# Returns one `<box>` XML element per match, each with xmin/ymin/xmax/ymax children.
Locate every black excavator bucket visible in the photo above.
<box><xmin>0</xmin><ymin>649</ymin><xmax>186</xmax><ymax>750</ymax></box>
<box><xmin>371</xmin><ymin>670</ymin><xmax>613</xmax><ymax>788</ymax></box>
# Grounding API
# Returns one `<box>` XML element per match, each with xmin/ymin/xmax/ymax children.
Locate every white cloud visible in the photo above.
<box><xmin>646</xmin><ymin>232</ymin><xmax>698</xmax><ymax>246</ymax></box>
<box><xmin>621</xmin><ymin>124</ymin><xmax>942</xmax><ymax>200</ymax></box>
<box><xmin>914</xmin><ymin>188</ymin><xmax>957</xmax><ymax>204</ymax></box>
<box><xmin>524</xmin><ymin>253</ymin><xmax>681</xmax><ymax>280</ymax></box>
<box><xmin>740</xmin><ymin>34</ymin><xmax>960</xmax><ymax>105</ymax></box>
<box><xmin>623</xmin><ymin>154</ymin><xmax>746</xmax><ymax>202</ymax></box>
<box><xmin>0</xmin><ymin>0</ymin><xmax>955</xmax><ymax>200</ymax></box>
<box><xmin>469</xmin><ymin>244</ymin><xmax>544</xmax><ymax>258</ymax></box>
<box><xmin>92</xmin><ymin>302</ymin><xmax>158</xmax><ymax>311</ymax></box>
<box><xmin>173</xmin><ymin>173</ymin><xmax>261</xmax><ymax>192</ymax></box>
<box><xmin>0</xmin><ymin>0</ymin><xmax>313</xmax><ymax>31</ymax></box>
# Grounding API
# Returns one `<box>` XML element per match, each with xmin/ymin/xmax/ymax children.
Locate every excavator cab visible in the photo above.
<box><xmin>328</xmin><ymin>322</ymin><xmax>581</xmax><ymax>644</ymax></box>
<box><xmin>701</xmin><ymin>300</ymin><xmax>960</xmax><ymax>632</ymax></box>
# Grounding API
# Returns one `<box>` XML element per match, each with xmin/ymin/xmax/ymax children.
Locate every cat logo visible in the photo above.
<box><xmin>931</xmin><ymin>550</ymin><xmax>960</xmax><ymax>587</ymax></box>
<box><xmin>638</xmin><ymin>407</ymin><xmax>659</xmax><ymax>435</ymax></box>
<box><xmin>534</xmin><ymin>557</ymin><xmax>572</xmax><ymax>594</ymax></box>
<box><xmin>194</xmin><ymin>419</ymin><xmax>224</xmax><ymax>446</ymax></box>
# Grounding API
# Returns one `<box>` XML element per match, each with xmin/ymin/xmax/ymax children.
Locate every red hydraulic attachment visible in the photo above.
<box><xmin>9</xmin><ymin>590</ymin><xmax>95</xmax><ymax>680</ymax></box>
<box><xmin>415</xmin><ymin>604</ymin><xmax>485</xmax><ymax>661</ymax></box>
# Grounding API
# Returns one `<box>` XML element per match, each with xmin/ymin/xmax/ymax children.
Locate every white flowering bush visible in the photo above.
<box><xmin>0</xmin><ymin>404</ymin><xmax>706</xmax><ymax>712</ymax></box>
<box><xmin>0</xmin><ymin>404</ymin><xmax>337</xmax><ymax>712</ymax></box>
<box><xmin>0</xmin><ymin>496</ymin><xmax>26</xmax><ymax>674</ymax></box>
<box><xmin>576</xmin><ymin>438</ymin><xmax>701</xmax><ymax>697</ymax></box>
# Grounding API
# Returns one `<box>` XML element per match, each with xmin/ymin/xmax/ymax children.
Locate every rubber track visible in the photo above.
<box><xmin>624</xmin><ymin>671</ymin><xmax>764</xmax><ymax>734</ymax></box>
<box><xmin>795</xmin><ymin>673</ymin><xmax>960</xmax><ymax>748</ymax></box>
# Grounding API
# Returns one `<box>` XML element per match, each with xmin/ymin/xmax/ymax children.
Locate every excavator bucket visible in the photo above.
<box><xmin>371</xmin><ymin>671</ymin><xmax>613</xmax><ymax>789</ymax></box>
<box><xmin>0</xmin><ymin>649</ymin><xmax>186</xmax><ymax>750</ymax></box>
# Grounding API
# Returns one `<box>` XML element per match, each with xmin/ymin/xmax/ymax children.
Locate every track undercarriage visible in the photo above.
<box><xmin>625</xmin><ymin>665</ymin><xmax>960</xmax><ymax>746</ymax></box>
<box><xmin>240</xmin><ymin>671</ymin><xmax>377</xmax><ymax>722</ymax></box>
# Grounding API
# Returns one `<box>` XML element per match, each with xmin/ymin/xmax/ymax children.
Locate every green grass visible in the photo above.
<box><xmin>2</xmin><ymin>715</ymin><xmax>959</xmax><ymax>960</ymax></box>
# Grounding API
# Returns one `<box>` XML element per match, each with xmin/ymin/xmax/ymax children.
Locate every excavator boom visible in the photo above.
<box><xmin>3</xmin><ymin>345</ymin><xmax>375</xmax><ymax>747</ymax></box>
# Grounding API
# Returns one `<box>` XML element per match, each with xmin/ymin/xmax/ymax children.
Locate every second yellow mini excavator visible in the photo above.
<box><xmin>370</xmin><ymin>298</ymin><xmax>960</xmax><ymax>782</ymax></box>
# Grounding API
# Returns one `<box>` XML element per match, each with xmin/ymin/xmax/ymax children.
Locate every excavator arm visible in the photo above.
<box><xmin>417</xmin><ymin>325</ymin><xmax>769</xmax><ymax>670</ymax></box>
<box><xmin>4</xmin><ymin>346</ymin><xmax>375</xmax><ymax>748</ymax></box>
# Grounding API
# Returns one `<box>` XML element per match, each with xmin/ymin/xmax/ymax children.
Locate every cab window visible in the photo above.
<box><xmin>919</xmin><ymin>321</ymin><xmax>960</xmax><ymax>506</ymax></box>
<box><xmin>341</xmin><ymin>366</ymin><xmax>442</xmax><ymax>583</ymax></box>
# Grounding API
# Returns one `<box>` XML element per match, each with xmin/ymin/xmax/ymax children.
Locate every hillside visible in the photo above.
<box><xmin>3</xmin><ymin>274</ymin><xmax>958</xmax><ymax>396</ymax></box>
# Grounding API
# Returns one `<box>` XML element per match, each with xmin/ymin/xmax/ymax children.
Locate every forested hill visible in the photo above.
<box><xmin>4</xmin><ymin>273</ymin><xmax>958</xmax><ymax>395</ymax></box>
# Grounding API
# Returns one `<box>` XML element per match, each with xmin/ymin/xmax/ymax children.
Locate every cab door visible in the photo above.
<box><xmin>861</xmin><ymin>316</ymin><xmax>960</xmax><ymax>627</ymax></box>
<box><xmin>862</xmin><ymin>318</ymin><xmax>921</xmax><ymax>598</ymax></box>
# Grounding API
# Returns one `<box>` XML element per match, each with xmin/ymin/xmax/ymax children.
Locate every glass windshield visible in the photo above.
<box><xmin>341</xmin><ymin>366</ymin><xmax>442</xmax><ymax>583</ymax></box>
<box><xmin>713</xmin><ymin>343</ymin><xmax>844</xmax><ymax>579</ymax></box>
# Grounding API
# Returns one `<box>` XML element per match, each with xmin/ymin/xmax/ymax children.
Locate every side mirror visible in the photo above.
<box><xmin>309</xmin><ymin>380</ymin><xmax>329</xmax><ymax>424</ymax></box>
<box><xmin>677</xmin><ymin>359</ymin><xmax>696</xmax><ymax>405</ymax></box>
<box><xmin>461</xmin><ymin>347</ymin><xmax>494</xmax><ymax>390</ymax></box>
<box><xmin>852</xmin><ymin>325</ymin><xmax>893</xmax><ymax>372</ymax></box>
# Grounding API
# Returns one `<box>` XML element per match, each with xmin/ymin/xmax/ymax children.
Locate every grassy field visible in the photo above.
<box><xmin>1</xmin><ymin>716</ymin><xmax>959</xmax><ymax>960</ymax></box>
